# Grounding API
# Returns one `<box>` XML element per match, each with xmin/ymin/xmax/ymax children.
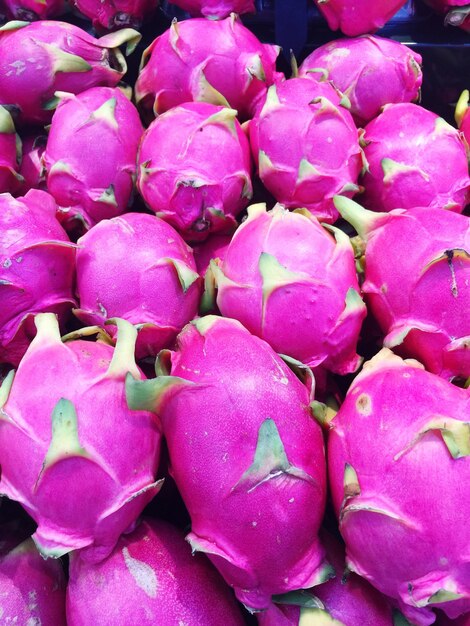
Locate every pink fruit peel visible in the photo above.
<box><xmin>336</xmin><ymin>196</ymin><xmax>470</xmax><ymax>380</ymax></box>
<box><xmin>249</xmin><ymin>77</ymin><xmax>363</xmax><ymax>223</ymax></box>
<box><xmin>211</xmin><ymin>203</ymin><xmax>366</xmax><ymax>375</ymax></box>
<box><xmin>328</xmin><ymin>348</ymin><xmax>470</xmax><ymax>625</ymax></box>
<box><xmin>298</xmin><ymin>35</ymin><xmax>423</xmax><ymax>127</ymax></box>
<box><xmin>137</xmin><ymin>102</ymin><xmax>252</xmax><ymax>241</ymax></box>
<box><xmin>44</xmin><ymin>87</ymin><xmax>143</xmax><ymax>230</ymax></box>
<box><xmin>75</xmin><ymin>212</ymin><xmax>202</xmax><ymax>359</ymax></box>
<box><xmin>359</xmin><ymin>102</ymin><xmax>470</xmax><ymax>213</ymax></box>
<box><xmin>126</xmin><ymin>315</ymin><xmax>330</xmax><ymax>611</ymax></box>
<box><xmin>0</xmin><ymin>314</ymin><xmax>162</xmax><ymax>562</ymax></box>
<box><xmin>135</xmin><ymin>14</ymin><xmax>282</xmax><ymax>121</ymax></box>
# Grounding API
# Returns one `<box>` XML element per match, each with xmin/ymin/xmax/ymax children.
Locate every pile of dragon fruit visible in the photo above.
<box><xmin>0</xmin><ymin>0</ymin><xmax>469</xmax><ymax>623</ymax></box>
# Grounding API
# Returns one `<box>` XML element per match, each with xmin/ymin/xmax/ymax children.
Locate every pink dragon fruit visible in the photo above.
<box><xmin>0</xmin><ymin>21</ymin><xmax>141</xmax><ymax>126</ymax></box>
<box><xmin>0</xmin><ymin>190</ymin><xmax>76</xmax><ymax>367</ymax></box>
<box><xmin>328</xmin><ymin>348</ymin><xmax>470</xmax><ymax>625</ymax></box>
<box><xmin>298</xmin><ymin>35</ymin><xmax>423</xmax><ymax>127</ymax></box>
<box><xmin>249</xmin><ymin>77</ymin><xmax>363</xmax><ymax>223</ymax></box>
<box><xmin>258</xmin><ymin>530</ymin><xmax>397</xmax><ymax>626</ymax></box>
<box><xmin>44</xmin><ymin>87</ymin><xmax>143</xmax><ymax>231</ymax></box>
<box><xmin>135</xmin><ymin>14</ymin><xmax>281</xmax><ymax>121</ymax></box>
<box><xmin>209</xmin><ymin>203</ymin><xmax>366</xmax><ymax>375</ymax></box>
<box><xmin>193</xmin><ymin>232</ymin><xmax>232</xmax><ymax>276</ymax></box>
<box><xmin>0</xmin><ymin>529</ymin><xmax>66</xmax><ymax>624</ymax></box>
<box><xmin>423</xmin><ymin>0</ymin><xmax>470</xmax><ymax>31</ymax></box>
<box><xmin>67</xmin><ymin>517</ymin><xmax>245</xmax><ymax>625</ymax></box>
<box><xmin>456</xmin><ymin>89</ymin><xmax>470</xmax><ymax>144</ymax></box>
<box><xmin>16</xmin><ymin>132</ymin><xmax>47</xmax><ymax>195</ymax></box>
<box><xmin>0</xmin><ymin>105</ymin><xmax>22</xmax><ymax>194</ymax></box>
<box><xmin>336</xmin><ymin>196</ymin><xmax>470</xmax><ymax>380</ymax></box>
<box><xmin>74</xmin><ymin>212</ymin><xmax>202</xmax><ymax>359</ymax></box>
<box><xmin>359</xmin><ymin>102</ymin><xmax>470</xmax><ymax>213</ymax></box>
<box><xmin>72</xmin><ymin>0</ymin><xmax>158</xmax><ymax>31</ymax></box>
<box><xmin>0</xmin><ymin>314</ymin><xmax>162</xmax><ymax>561</ymax></box>
<box><xmin>313</xmin><ymin>0</ymin><xmax>408</xmax><ymax>36</ymax></box>
<box><xmin>167</xmin><ymin>0</ymin><xmax>255</xmax><ymax>18</ymax></box>
<box><xmin>137</xmin><ymin>102</ymin><xmax>252</xmax><ymax>241</ymax></box>
<box><xmin>127</xmin><ymin>315</ymin><xmax>330</xmax><ymax>610</ymax></box>
<box><xmin>3</xmin><ymin>0</ymin><xmax>65</xmax><ymax>20</ymax></box>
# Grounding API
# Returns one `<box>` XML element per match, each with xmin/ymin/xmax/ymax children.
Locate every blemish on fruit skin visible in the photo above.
<box><xmin>122</xmin><ymin>547</ymin><xmax>158</xmax><ymax>598</ymax></box>
<box><xmin>356</xmin><ymin>393</ymin><xmax>372</xmax><ymax>416</ymax></box>
<box><xmin>380</xmin><ymin>283</ymin><xmax>387</xmax><ymax>293</ymax></box>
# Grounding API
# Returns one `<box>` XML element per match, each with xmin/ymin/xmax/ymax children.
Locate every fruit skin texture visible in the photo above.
<box><xmin>16</xmin><ymin>132</ymin><xmax>47</xmax><ymax>195</ymax></box>
<box><xmin>3</xmin><ymin>0</ymin><xmax>65</xmax><ymax>20</ymax></box>
<box><xmin>0</xmin><ymin>314</ymin><xmax>162</xmax><ymax>562</ymax></box>
<box><xmin>360</xmin><ymin>103</ymin><xmax>470</xmax><ymax>213</ymax></box>
<box><xmin>313</xmin><ymin>0</ymin><xmax>408</xmax><ymax>36</ymax></box>
<box><xmin>456</xmin><ymin>89</ymin><xmax>470</xmax><ymax>145</ymax></box>
<box><xmin>0</xmin><ymin>105</ymin><xmax>22</xmax><ymax>194</ymax></box>
<box><xmin>193</xmin><ymin>232</ymin><xmax>232</xmax><ymax>276</ymax></box>
<box><xmin>67</xmin><ymin>517</ymin><xmax>246</xmax><ymax>625</ymax></box>
<box><xmin>0</xmin><ymin>190</ymin><xmax>75</xmax><ymax>366</ymax></box>
<box><xmin>337</xmin><ymin>197</ymin><xmax>470</xmax><ymax>380</ymax></box>
<box><xmin>0</xmin><ymin>533</ymin><xmax>66</xmax><ymax>625</ymax></box>
<box><xmin>211</xmin><ymin>203</ymin><xmax>366</xmax><ymax>375</ymax></box>
<box><xmin>249</xmin><ymin>78</ymin><xmax>363</xmax><ymax>224</ymax></box>
<box><xmin>72</xmin><ymin>0</ymin><xmax>158</xmax><ymax>31</ymax></box>
<box><xmin>168</xmin><ymin>0</ymin><xmax>254</xmax><ymax>17</ymax></box>
<box><xmin>44</xmin><ymin>87</ymin><xmax>143</xmax><ymax>230</ymax></box>
<box><xmin>74</xmin><ymin>213</ymin><xmax>202</xmax><ymax>359</ymax></box>
<box><xmin>328</xmin><ymin>348</ymin><xmax>470</xmax><ymax>626</ymax></box>
<box><xmin>137</xmin><ymin>102</ymin><xmax>252</xmax><ymax>241</ymax></box>
<box><xmin>135</xmin><ymin>14</ymin><xmax>281</xmax><ymax>121</ymax></box>
<box><xmin>127</xmin><ymin>315</ymin><xmax>330</xmax><ymax>611</ymax></box>
<box><xmin>298</xmin><ymin>35</ymin><xmax>423</xmax><ymax>127</ymax></box>
<box><xmin>0</xmin><ymin>21</ymin><xmax>140</xmax><ymax>126</ymax></box>
<box><xmin>257</xmin><ymin>531</ymin><xmax>395</xmax><ymax>626</ymax></box>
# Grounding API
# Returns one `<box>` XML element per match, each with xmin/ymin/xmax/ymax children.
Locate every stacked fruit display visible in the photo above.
<box><xmin>0</xmin><ymin>1</ymin><xmax>469</xmax><ymax>624</ymax></box>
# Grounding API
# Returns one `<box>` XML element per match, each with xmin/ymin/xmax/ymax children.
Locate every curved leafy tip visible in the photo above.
<box><xmin>105</xmin><ymin>318</ymin><xmax>139</xmax><ymax>379</ymax></box>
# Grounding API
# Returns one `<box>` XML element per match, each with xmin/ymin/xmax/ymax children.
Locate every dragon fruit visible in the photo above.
<box><xmin>3</xmin><ymin>0</ymin><xmax>65</xmax><ymax>20</ymax></box>
<box><xmin>249</xmin><ymin>77</ymin><xmax>363</xmax><ymax>223</ymax></box>
<box><xmin>336</xmin><ymin>196</ymin><xmax>470</xmax><ymax>380</ymax></box>
<box><xmin>0</xmin><ymin>21</ymin><xmax>141</xmax><ymax>126</ymax></box>
<box><xmin>0</xmin><ymin>528</ymin><xmax>66</xmax><ymax>625</ymax></box>
<box><xmin>67</xmin><ymin>517</ymin><xmax>245</xmax><ymax>625</ymax></box>
<box><xmin>456</xmin><ymin>89</ymin><xmax>470</xmax><ymax>144</ymax></box>
<box><xmin>0</xmin><ymin>314</ymin><xmax>162</xmax><ymax>561</ymax></box>
<box><xmin>313</xmin><ymin>0</ymin><xmax>408</xmax><ymax>36</ymax></box>
<box><xmin>328</xmin><ymin>348</ymin><xmax>470</xmax><ymax>625</ymax></box>
<box><xmin>298</xmin><ymin>35</ymin><xmax>423</xmax><ymax>127</ymax></box>
<box><xmin>44</xmin><ymin>87</ymin><xmax>143</xmax><ymax>231</ymax></box>
<box><xmin>127</xmin><ymin>315</ymin><xmax>330</xmax><ymax>610</ymax></box>
<box><xmin>359</xmin><ymin>103</ymin><xmax>470</xmax><ymax>213</ymax></box>
<box><xmin>0</xmin><ymin>105</ymin><xmax>22</xmax><ymax>194</ymax></box>
<box><xmin>135</xmin><ymin>14</ymin><xmax>281</xmax><ymax>121</ymax></box>
<box><xmin>258</xmin><ymin>530</ymin><xmax>397</xmax><ymax>626</ymax></box>
<box><xmin>422</xmin><ymin>0</ymin><xmax>470</xmax><ymax>31</ymax></box>
<box><xmin>0</xmin><ymin>190</ymin><xmax>75</xmax><ymax>367</ymax></box>
<box><xmin>210</xmin><ymin>203</ymin><xmax>366</xmax><ymax>375</ymax></box>
<box><xmin>137</xmin><ymin>102</ymin><xmax>252</xmax><ymax>241</ymax></box>
<box><xmin>72</xmin><ymin>0</ymin><xmax>158</xmax><ymax>31</ymax></box>
<box><xmin>74</xmin><ymin>212</ymin><xmax>202</xmax><ymax>359</ymax></box>
<box><xmin>167</xmin><ymin>0</ymin><xmax>255</xmax><ymax>18</ymax></box>
<box><xmin>193</xmin><ymin>232</ymin><xmax>232</xmax><ymax>276</ymax></box>
<box><xmin>16</xmin><ymin>132</ymin><xmax>47</xmax><ymax>195</ymax></box>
